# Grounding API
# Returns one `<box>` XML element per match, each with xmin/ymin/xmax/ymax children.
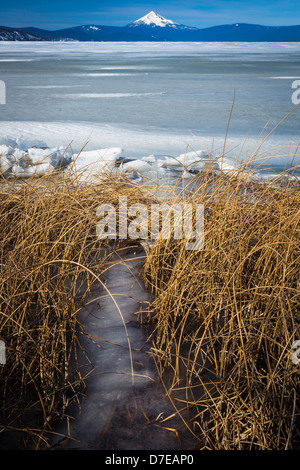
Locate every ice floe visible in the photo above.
<box><xmin>161</xmin><ymin>150</ymin><xmax>220</xmax><ymax>173</ymax></box>
<box><xmin>0</xmin><ymin>135</ymin><xmax>73</xmax><ymax>178</ymax></box>
<box><xmin>120</xmin><ymin>158</ymin><xmax>152</xmax><ymax>174</ymax></box>
<box><xmin>0</xmin><ymin>134</ymin><xmax>299</xmax><ymax>184</ymax></box>
<box><xmin>69</xmin><ymin>148</ymin><xmax>122</xmax><ymax>178</ymax></box>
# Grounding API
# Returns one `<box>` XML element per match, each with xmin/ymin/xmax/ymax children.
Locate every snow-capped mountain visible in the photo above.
<box><xmin>129</xmin><ymin>11</ymin><xmax>180</xmax><ymax>28</ymax></box>
<box><xmin>128</xmin><ymin>11</ymin><xmax>198</xmax><ymax>31</ymax></box>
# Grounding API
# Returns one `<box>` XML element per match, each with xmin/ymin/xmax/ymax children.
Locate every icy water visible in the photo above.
<box><xmin>0</xmin><ymin>41</ymin><xmax>300</xmax><ymax>168</ymax></box>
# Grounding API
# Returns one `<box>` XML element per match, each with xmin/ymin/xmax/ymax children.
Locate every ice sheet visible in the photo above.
<box><xmin>0</xmin><ymin>121</ymin><xmax>299</xmax><ymax>166</ymax></box>
<box><xmin>2</xmin><ymin>41</ymin><xmax>300</xmax><ymax>56</ymax></box>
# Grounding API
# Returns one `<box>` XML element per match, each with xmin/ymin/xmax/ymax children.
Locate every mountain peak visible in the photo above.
<box><xmin>130</xmin><ymin>11</ymin><xmax>179</xmax><ymax>28</ymax></box>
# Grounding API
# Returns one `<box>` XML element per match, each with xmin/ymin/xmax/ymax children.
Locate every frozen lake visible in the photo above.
<box><xmin>0</xmin><ymin>41</ymin><xmax>300</xmax><ymax>167</ymax></box>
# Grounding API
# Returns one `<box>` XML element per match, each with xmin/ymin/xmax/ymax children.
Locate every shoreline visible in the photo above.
<box><xmin>0</xmin><ymin>132</ymin><xmax>300</xmax><ymax>186</ymax></box>
<box><xmin>0</xmin><ymin>120</ymin><xmax>300</xmax><ymax>163</ymax></box>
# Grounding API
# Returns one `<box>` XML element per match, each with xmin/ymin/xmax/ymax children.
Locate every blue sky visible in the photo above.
<box><xmin>1</xmin><ymin>0</ymin><xmax>300</xmax><ymax>30</ymax></box>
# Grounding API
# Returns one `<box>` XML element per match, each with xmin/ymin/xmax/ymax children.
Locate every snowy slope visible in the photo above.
<box><xmin>128</xmin><ymin>11</ymin><xmax>198</xmax><ymax>30</ymax></box>
<box><xmin>0</xmin><ymin>26</ymin><xmax>45</xmax><ymax>41</ymax></box>
<box><xmin>129</xmin><ymin>11</ymin><xmax>180</xmax><ymax>28</ymax></box>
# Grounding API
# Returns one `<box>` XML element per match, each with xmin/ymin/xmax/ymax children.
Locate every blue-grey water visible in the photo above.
<box><xmin>0</xmin><ymin>41</ymin><xmax>300</xmax><ymax>168</ymax></box>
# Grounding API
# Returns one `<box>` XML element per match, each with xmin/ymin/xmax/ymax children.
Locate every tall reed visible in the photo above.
<box><xmin>143</xmin><ymin>160</ymin><xmax>300</xmax><ymax>450</ymax></box>
<box><xmin>0</xmin><ymin>170</ymin><xmax>153</xmax><ymax>448</ymax></box>
<box><xmin>0</xmin><ymin>140</ymin><xmax>299</xmax><ymax>450</ymax></box>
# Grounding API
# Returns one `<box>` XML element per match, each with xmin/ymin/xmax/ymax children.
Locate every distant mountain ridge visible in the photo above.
<box><xmin>0</xmin><ymin>25</ymin><xmax>46</xmax><ymax>41</ymax></box>
<box><xmin>1</xmin><ymin>11</ymin><xmax>300</xmax><ymax>42</ymax></box>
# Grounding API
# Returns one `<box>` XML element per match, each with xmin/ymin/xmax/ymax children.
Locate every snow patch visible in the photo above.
<box><xmin>131</xmin><ymin>11</ymin><xmax>179</xmax><ymax>28</ymax></box>
<box><xmin>69</xmin><ymin>148</ymin><xmax>123</xmax><ymax>180</ymax></box>
<box><xmin>82</xmin><ymin>25</ymin><xmax>101</xmax><ymax>32</ymax></box>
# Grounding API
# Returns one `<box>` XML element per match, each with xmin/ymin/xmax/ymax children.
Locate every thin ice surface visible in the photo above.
<box><xmin>51</xmin><ymin>249</ymin><xmax>194</xmax><ymax>450</ymax></box>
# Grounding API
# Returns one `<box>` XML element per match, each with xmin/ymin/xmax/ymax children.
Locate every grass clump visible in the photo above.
<box><xmin>0</xmin><ymin>137</ymin><xmax>299</xmax><ymax>451</ymax></box>
<box><xmin>0</xmin><ymin>170</ymin><xmax>153</xmax><ymax>449</ymax></box>
<box><xmin>143</xmin><ymin>162</ymin><xmax>300</xmax><ymax>450</ymax></box>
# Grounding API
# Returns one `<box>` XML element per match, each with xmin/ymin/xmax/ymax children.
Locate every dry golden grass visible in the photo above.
<box><xmin>0</xmin><ymin>138</ymin><xmax>299</xmax><ymax>450</ymax></box>
<box><xmin>143</xmin><ymin>161</ymin><xmax>300</xmax><ymax>450</ymax></box>
<box><xmin>0</xmin><ymin>168</ymin><xmax>155</xmax><ymax>448</ymax></box>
